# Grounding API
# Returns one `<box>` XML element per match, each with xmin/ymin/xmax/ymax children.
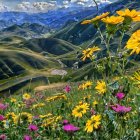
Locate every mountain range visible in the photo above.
<box><xmin>0</xmin><ymin>6</ymin><xmax>98</xmax><ymax>31</ymax></box>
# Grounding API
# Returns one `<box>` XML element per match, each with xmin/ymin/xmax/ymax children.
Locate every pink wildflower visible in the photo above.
<box><xmin>90</xmin><ymin>109</ymin><xmax>96</xmax><ymax>115</ymax></box>
<box><xmin>63</xmin><ymin>124</ymin><xmax>79</xmax><ymax>132</ymax></box>
<box><xmin>28</xmin><ymin>124</ymin><xmax>38</xmax><ymax>131</ymax></box>
<box><xmin>23</xmin><ymin>135</ymin><xmax>32</xmax><ymax>140</ymax></box>
<box><xmin>0</xmin><ymin>103</ymin><xmax>8</xmax><ymax>110</ymax></box>
<box><xmin>0</xmin><ymin>134</ymin><xmax>7</xmax><ymax>140</ymax></box>
<box><xmin>63</xmin><ymin>120</ymin><xmax>69</xmax><ymax>125</ymax></box>
<box><xmin>115</xmin><ymin>92</ymin><xmax>125</xmax><ymax>100</ymax></box>
<box><xmin>64</xmin><ymin>85</ymin><xmax>71</xmax><ymax>93</ymax></box>
<box><xmin>111</xmin><ymin>104</ymin><xmax>131</xmax><ymax>114</ymax></box>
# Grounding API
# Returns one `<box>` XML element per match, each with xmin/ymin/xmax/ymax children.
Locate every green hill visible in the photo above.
<box><xmin>0</xmin><ymin>23</ymin><xmax>50</xmax><ymax>39</ymax></box>
<box><xmin>20</xmin><ymin>37</ymin><xmax>79</xmax><ymax>56</ymax></box>
<box><xmin>0</xmin><ymin>35</ymin><xmax>79</xmax><ymax>93</ymax></box>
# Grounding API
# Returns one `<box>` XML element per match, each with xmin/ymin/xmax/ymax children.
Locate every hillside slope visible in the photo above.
<box><xmin>0</xmin><ymin>35</ymin><xmax>80</xmax><ymax>93</ymax></box>
<box><xmin>53</xmin><ymin>0</ymin><xmax>140</xmax><ymax>45</ymax></box>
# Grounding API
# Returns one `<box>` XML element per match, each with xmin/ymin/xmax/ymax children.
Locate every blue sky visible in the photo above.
<box><xmin>0</xmin><ymin>0</ymin><xmax>115</xmax><ymax>12</ymax></box>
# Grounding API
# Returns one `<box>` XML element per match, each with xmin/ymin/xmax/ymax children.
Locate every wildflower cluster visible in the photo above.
<box><xmin>0</xmin><ymin>75</ymin><xmax>139</xmax><ymax>140</ymax></box>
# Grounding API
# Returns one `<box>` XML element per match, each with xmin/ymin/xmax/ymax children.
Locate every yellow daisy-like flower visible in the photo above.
<box><xmin>116</xmin><ymin>9</ymin><xmax>139</xmax><ymax>19</ymax></box>
<box><xmin>23</xmin><ymin>93</ymin><xmax>31</xmax><ymax>100</ymax></box>
<box><xmin>85</xmin><ymin>114</ymin><xmax>101</xmax><ymax>133</ymax></box>
<box><xmin>32</xmin><ymin>103</ymin><xmax>45</xmax><ymax>109</ymax></box>
<box><xmin>6</xmin><ymin>112</ymin><xmax>16</xmax><ymax>122</ymax></box>
<box><xmin>84</xmin><ymin>81</ymin><xmax>93</xmax><ymax>88</ymax></box>
<box><xmin>125</xmin><ymin>30</ymin><xmax>140</xmax><ymax>55</ymax></box>
<box><xmin>78</xmin><ymin>81</ymin><xmax>93</xmax><ymax>90</ymax></box>
<box><xmin>10</xmin><ymin>98</ymin><xmax>17</xmax><ymax>103</ymax></box>
<box><xmin>81</xmin><ymin>46</ymin><xmax>101</xmax><ymax>61</ymax></box>
<box><xmin>91</xmin><ymin>12</ymin><xmax>110</xmax><ymax>22</ymax></box>
<box><xmin>72</xmin><ymin>103</ymin><xmax>89</xmax><ymax>118</ymax></box>
<box><xmin>102</xmin><ymin>16</ymin><xmax>124</xmax><ymax>25</ymax></box>
<box><xmin>95</xmin><ymin>80</ymin><xmax>107</xmax><ymax>94</ymax></box>
<box><xmin>15</xmin><ymin>112</ymin><xmax>33</xmax><ymax>124</ymax></box>
<box><xmin>6</xmin><ymin>112</ymin><xmax>19</xmax><ymax>125</ymax></box>
<box><xmin>81</xmin><ymin>12</ymin><xmax>109</xmax><ymax>24</ymax></box>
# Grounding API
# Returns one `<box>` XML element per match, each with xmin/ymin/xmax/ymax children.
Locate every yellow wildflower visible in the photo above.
<box><xmin>84</xmin><ymin>81</ymin><xmax>93</xmax><ymax>88</ymax></box>
<box><xmin>125</xmin><ymin>30</ymin><xmax>140</xmax><ymax>55</ymax></box>
<box><xmin>102</xmin><ymin>16</ymin><xmax>124</xmax><ymax>24</ymax></box>
<box><xmin>15</xmin><ymin>112</ymin><xmax>33</xmax><ymax>124</ymax></box>
<box><xmin>39</xmin><ymin>113</ymin><xmax>52</xmax><ymax>119</ymax></box>
<box><xmin>23</xmin><ymin>93</ymin><xmax>31</xmax><ymax>100</ymax></box>
<box><xmin>6</xmin><ymin>112</ymin><xmax>18</xmax><ymax>125</ymax></box>
<box><xmin>42</xmin><ymin>117</ymin><xmax>55</xmax><ymax>127</ymax></box>
<box><xmin>81</xmin><ymin>46</ymin><xmax>101</xmax><ymax>61</ymax></box>
<box><xmin>81</xmin><ymin>12</ymin><xmax>109</xmax><ymax>24</ymax></box>
<box><xmin>6</xmin><ymin>112</ymin><xmax>16</xmax><ymax>121</ymax></box>
<box><xmin>72</xmin><ymin>103</ymin><xmax>89</xmax><ymax>118</ymax></box>
<box><xmin>81</xmin><ymin>20</ymin><xmax>92</xmax><ymax>24</ymax></box>
<box><xmin>78</xmin><ymin>81</ymin><xmax>93</xmax><ymax>90</ymax></box>
<box><xmin>46</xmin><ymin>94</ymin><xmax>67</xmax><ymax>102</ymax></box>
<box><xmin>85</xmin><ymin>114</ymin><xmax>101</xmax><ymax>133</ymax></box>
<box><xmin>32</xmin><ymin>103</ymin><xmax>45</xmax><ymax>109</ymax></box>
<box><xmin>116</xmin><ymin>9</ymin><xmax>140</xmax><ymax>20</ymax></box>
<box><xmin>95</xmin><ymin>80</ymin><xmax>107</xmax><ymax>94</ymax></box>
<box><xmin>10</xmin><ymin>98</ymin><xmax>17</xmax><ymax>103</ymax></box>
<box><xmin>91</xmin><ymin>12</ymin><xmax>110</xmax><ymax>22</ymax></box>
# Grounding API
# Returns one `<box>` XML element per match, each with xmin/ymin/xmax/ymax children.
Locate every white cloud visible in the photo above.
<box><xmin>15</xmin><ymin>1</ymin><xmax>57</xmax><ymax>12</ymax></box>
<box><xmin>16</xmin><ymin>2</ymin><xmax>31</xmax><ymax>11</ymax></box>
<box><xmin>0</xmin><ymin>3</ymin><xmax>9</xmax><ymax>12</ymax></box>
<box><xmin>33</xmin><ymin>2</ymin><xmax>56</xmax><ymax>11</ymax></box>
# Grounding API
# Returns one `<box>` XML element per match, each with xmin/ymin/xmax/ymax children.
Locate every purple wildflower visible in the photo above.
<box><xmin>63</xmin><ymin>124</ymin><xmax>79</xmax><ymax>132</ymax></box>
<box><xmin>0</xmin><ymin>134</ymin><xmax>7</xmax><ymax>140</ymax></box>
<box><xmin>23</xmin><ymin>135</ymin><xmax>32</xmax><ymax>140</ymax></box>
<box><xmin>63</xmin><ymin>120</ymin><xmax>69</xmax><ymax>125</ymax></box>
<box><xmin>90</xmin><ymin>109</ymin><xmax>96</xmax><ymax>115</ymax></box>
<box><xmin>64</xmin><ymin>85</ymin><xmax>71</xmax><ymax>93</ymax></box>
<box><xmin>115</xmin><ymin>92</ymin><xmax>125</xmax><ymax>100</ymax></box>
<box><xmin>111</xmin><ymin>104</ymin><xmax>131</xmax><ymax>114</ymax></box>
<box><xmin>28</xmin><ymin>124</ymin><xmax>38</xmax><ymax>131</ymax></box>
<box><xmin>0</xmin><ymin>104</ymin><xmax>8</xmax><ymax>110</ymax></box>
